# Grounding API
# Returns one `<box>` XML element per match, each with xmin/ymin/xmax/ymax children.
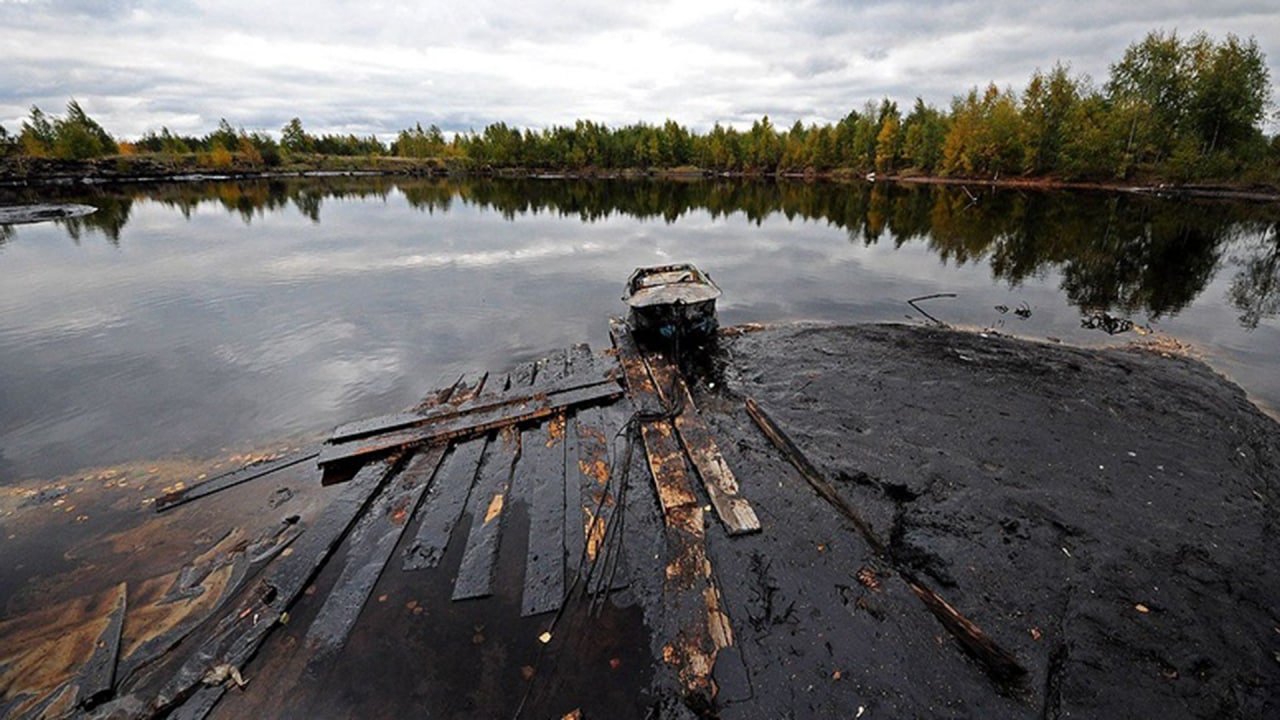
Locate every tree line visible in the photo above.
<box><xmin>1</xmin><ymin>30</ymin><xmax>1274</xmax><ymax>183</ymax></box>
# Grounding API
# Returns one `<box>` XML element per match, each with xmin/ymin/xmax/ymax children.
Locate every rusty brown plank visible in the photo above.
<box><xmin>609</xmin><ymin>319</ymin><xmax>731</xmax><ymax>708</ymax></box>
<box><xmin>640</xmin><ymin>350</ymin><xmax>761</xmax><ymax>535</ymax></box>
<box><xmin>316</xmin><ymin>380</ymin><xmax>622</xmax><ymax>469</ymax></box>
<box><xmin>412</xmin><ymin>371</ymin><xmax>489</xmax><ymax>413</ymax></box>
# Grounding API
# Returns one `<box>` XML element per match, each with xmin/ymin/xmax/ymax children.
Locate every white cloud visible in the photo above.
<box><xmin>1</xmin><ymin>0</ymin><xmax>1276</xmax><ymax>139</ymax></box>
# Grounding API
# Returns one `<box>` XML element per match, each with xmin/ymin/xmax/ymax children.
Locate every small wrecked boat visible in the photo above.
<box><xmin>622</xmin><ymin>263</ymin><xmax>721</xmax><ymax>344</ymax></box>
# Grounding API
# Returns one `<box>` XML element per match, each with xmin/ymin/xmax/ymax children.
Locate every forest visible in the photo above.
<box><xmin>0</xmin><ymin>30</ymin><xmax>1276</xmax><ymax>185</ymax></box>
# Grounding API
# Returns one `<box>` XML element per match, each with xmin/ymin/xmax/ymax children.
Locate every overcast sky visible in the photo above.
<box><xmin>2</xmin><ymin>0</ymin><xmax>1277</xmax><ymax>141</ymax></box>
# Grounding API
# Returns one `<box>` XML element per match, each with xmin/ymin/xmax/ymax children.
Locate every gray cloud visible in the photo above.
<box><xmin>1</xmin><ymin>0</ymin><xmax>1276</xmax><ymax>139</ymax></box>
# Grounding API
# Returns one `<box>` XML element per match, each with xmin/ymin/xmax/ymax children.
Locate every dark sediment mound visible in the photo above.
<box><xmin>705</xmin><ymin>323</ymin><xmax>1279</xmax><ymax>718</ymax></box>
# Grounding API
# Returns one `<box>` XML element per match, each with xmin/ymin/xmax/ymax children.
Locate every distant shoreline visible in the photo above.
<box><xmin>3</xmin><ymin>155</ymin><xmax>1277</xmax><ymax>203</ymax></box>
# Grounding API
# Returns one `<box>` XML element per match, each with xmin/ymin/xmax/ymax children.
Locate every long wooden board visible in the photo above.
<box><xmin>305</xmin><ymin>446</ymin><xmax>448</xmax><ymax>661</ymax></box>
<box><xmin>155</xmin><ymin>449</ymin><xmax>319</xmax><ymax>512</ymax></box>
<box><xmin>639</xmin><ymin>349</ymin><xmax>760</xmax><ymax>535</ymax></box>
<box><xmin>517</xmin><ymin>351</ymin><xmax>570</xmax><ymax>617</ymax></box>
<box><xmin>317</xmin><ymin>380</ymin><xmax>622</xmax><ymax>468</ymax></box>
<box><xmin>744</xmin><ymin>395</ymin><xmax>1025</xmax><ymax>682</ymax></box>
<box><xmin>451</xmin><ymin>363</ymin><xmax>536</xmax><ymax>601</ymax></box>
<box><xmin>609</xmin><ymin>320</ymin><xmax>732</xmax><ymax>707</ymax></box>
<box><xmin>329</xmin><ymin>368</ymin><xmax>618</xmax><ymax>443</ymax></box>
<box><xmin>401</xmin><ymin>439</ymin><xmax>487</xmax><ymax>571</ymax></box>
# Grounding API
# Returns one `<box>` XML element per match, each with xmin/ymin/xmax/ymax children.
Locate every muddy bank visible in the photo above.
<box><xmin>706</xmin><ymin>323</ymin><xmax>1279</xmax><ymax>718</ymax></box>
<box><xmin>0</xmin><ymin>156</ymin><xmax>448</xmax><ymax>188</ymax></box>
<box><xmin>0</xmin><ymin>323</ymin><xmax>1277</xmax><ymax>718</ymax></box>
<box><xmin>4</xmin><ymin>155</ymin><xmax>1277</xmax><ymax>201</ymax></box>
<box><xmin>879</xmin><ymin>173</ymin><xmax>1280</xmax><ymax>202</ymax></box>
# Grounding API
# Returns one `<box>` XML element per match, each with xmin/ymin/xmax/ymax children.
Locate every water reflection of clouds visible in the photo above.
<box><xmin>2</xmin><ymin>180</ymin><xmax>1278</xmax><ymax>482</ymax></box>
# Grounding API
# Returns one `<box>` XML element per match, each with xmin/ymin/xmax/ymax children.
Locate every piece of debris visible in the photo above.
<box><xmin>202</xmin><ymin>664</ymin><xmax>248</xmax><ymax>688</ymax></box>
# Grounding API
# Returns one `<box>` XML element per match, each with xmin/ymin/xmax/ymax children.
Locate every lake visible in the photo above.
<box><xmin>1</xmin><ymin>176</ymin><xmax>1277</xmax><ymax>483</ymax></box>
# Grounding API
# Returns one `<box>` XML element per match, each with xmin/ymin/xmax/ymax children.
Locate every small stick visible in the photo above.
<box><xmin>907</xmin><ymin>293</ymin><xmax>957</xmax><ymax>327</ymax></box>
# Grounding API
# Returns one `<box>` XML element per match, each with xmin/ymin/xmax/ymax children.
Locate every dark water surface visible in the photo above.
<box><xmin>1</xmin><ymin>177</ymin><xmax>1277</xmax><ymax>482</ymax></box>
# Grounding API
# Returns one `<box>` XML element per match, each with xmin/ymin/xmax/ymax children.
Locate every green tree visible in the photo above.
<box><xmin>0</xmin><ymin>124</ymin><xmax>14</xmax><ymax>157</ymax></box>
<box><xmin>1021</xmin><ymin>64</ymin><xmax>1081</xmax><ymax>174</ymax></box>
<box><xmin>280</xmin><ymin>117</ymin><xmax>314</xmax><ymax>154</ymax></box>
<box><xmin>19</xmin><ymin>106</ymin><xmax>56</xmax><ymax>156</ymax></box>
<box><xmin>1106</xmin><ymin>30</ymin><xmax>1202</xmax><ymax>167</ymax></box>
<box><xmin>874</xmin><ymin>108</ymin><xmax>902</xmax><ymax>173</ymax></box>
<box><xmin>207</xmin><ymin>118</ymin><xmax>239</xmax><ymax>153</ymax></box>
<box><xmin>900</xmin><ymin>98</ymin><xmax>947</xmax><ymax>173</ymax></box>
<box><xmin>1188</xmin><ymin>34</ymin><xmax>1271</xmax><ymax>155</ymax></box>
<box><xmin>54</xmin><ymin>100</ymin><xmax>117</xmax><ymax>158</ymax></box>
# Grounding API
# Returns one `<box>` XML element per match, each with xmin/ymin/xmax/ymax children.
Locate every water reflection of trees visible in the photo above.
<box><xmin>5</xmin><ymin>176</ymin><xmax>1277</xmax><ymax>329</ymax></box>
<box><xmin>1229</xmin><ymin>221</ymin><xmax>1280</xmax><ymax>329</ymax></box>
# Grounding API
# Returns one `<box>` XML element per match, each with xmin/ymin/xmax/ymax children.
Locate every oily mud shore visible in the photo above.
<box><xmin>0</xmin><ymin>323</ymin><xmax>1277</xmax><ymax>719</ymax></box>
<box><xmin>705</xmin><ymin>323</ymin><xmax>1279</xmax><ymax>718</ymax></box>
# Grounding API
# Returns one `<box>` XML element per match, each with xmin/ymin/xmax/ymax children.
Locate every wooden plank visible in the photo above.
<box><xmin>154</xmin><ymin>449</ymin><xmax>318</xmax><ymax>512</ymax></box>
<box><xmin>451</xmin><ymin>429</ymin><xmax>520</xmax><ymax>601</ymax></box>
<box><xmin>744</xmin><ymin>397</ymin><xmax>884</xmax><ymax>554</ymax></box>
<box><xmin>75</xmin><ymin>581</ymin><xmax>127</xmax><ymax>709</ymax></box>
<box><xmin>563</xmin><ymin>345</ymin><xmax>634</xmax><ymax>595</ymax></box>
<box><xmin>305</xmin><ymin>370</ymin><xmax>484</xmax><ymax>656</ymax></box>
<box><xmin>401</xmin><ymin>439</ymin><xmax>487</xmax><ymax>571</ymax></box>
<box><xmin>609</xmin><ymin>319</ymin><xmax>732</xmax><ymax>708</ymax></box>
<box><xmin>329</xmin><ymin>366</ymin><xmax>617</xmax><ymax>443</ymax></box>
<box><xmin>571</xmin><ymin>405</ymin><xmax>633</xmax><ymax>599</ymax></box>
<box><xmin>906</xmin><ymin>578</ymin><xmax>1026</xmax><ymax>681</ymax></box>
<box><xmin>316</xmin><ymin>380</ymin><xmax>623</xmax><ymax>468</ymax></box>
<box><xmin>151</xmin><ymin>460</ymin><xmax>395</xmax><ymax>711</ymax></box>
<box><xmin>744</xmin><ymin>395</ymin><xmax>1026</xmax><ymax>682</ymax></box>
<box><xmin>641</xmin><ymin>350</ymin><xmax>761</xmax><ymax>535</ymax></box>
<box><xmin>305</xmin><ymin>446</ymin><xmax>448</xmax><ymax>660</ymax></box>
<box><xmin>412</xmin><ymin>371</ymin><xmax>489</xmax><ymax>413</ymax></box>
<box><xmin>562</xmin><ymin>346</ymin><xmax>598</xmax><ymax>583</ymax></box>
<box><xmin>450</xmin><ymin>361</ymin><xmax>537</xmax><ymax>601</ymax></box>
<box><xmin>518</xmin><ymin>350</ymin><xmax>570</xmax><ymax>617</ymax></box>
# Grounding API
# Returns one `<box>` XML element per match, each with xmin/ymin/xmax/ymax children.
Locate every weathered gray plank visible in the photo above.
<box><xmin>641</xmin><ymin>350</ymin><xmax>761</xmax><ymax>535</ymax></box>
<box><xmin>401</xmin><ymin>439</ymin><xmax>487</xmax><ymax>571</ymax></box>
<box><xmin>151</xmin><ymin>460</ymin><xmax>395</xmax><ymax>712</ymax></box>
<box><xmin>518</xmin><ymin>350</ymin><xmax>570</xmax><ymax>616</ymax></box>
<box><xmin>155</xmin><ymin>449</ymin><xmax>318</xmax><ymax>512</ymax></box>
<box><xmin>451</xmin><ymin>362</ymin><xmax>537</xmax><ymax>601</ymax></box>
<box><xmin>317</xmin><ymin>379</ymin><xmax>622</xmax><ymax>468</ymax></box>
<box><xmin>305</xmin><ymin>446</ymin><xmax>447</xmax><ymax>659</ymax></box>
<box><xmin>75</xmin><ymin>581</ymin><xmax>127</xmax><ymax>709</ymax></box>
<box><xmin>451</xmin><ymin>430</ymin><xmax>520</xmax><ymax>601</ymax></box>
